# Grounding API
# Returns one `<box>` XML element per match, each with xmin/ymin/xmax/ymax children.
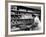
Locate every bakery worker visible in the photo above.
<box><xmin>34</xmin><ymin>14</ymin><xmax>41</xmax><ymax>30</ymax></box>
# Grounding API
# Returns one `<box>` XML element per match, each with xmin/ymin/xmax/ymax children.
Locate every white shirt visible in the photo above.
<box><xmin>34</xmin><ymin>16</ymin><xmax>41</xmax><ymax>29</ymax></box>
<box><xmin>34</xmin><ymin>16</ymin><xmax>40</xmax><ymax>24</ymax></box>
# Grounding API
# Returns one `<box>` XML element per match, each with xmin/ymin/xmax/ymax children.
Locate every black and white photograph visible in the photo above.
<box><xmin>8</xmin><ymin>2</ymin><xmax>44</xmax><ymax>35</ymax></box>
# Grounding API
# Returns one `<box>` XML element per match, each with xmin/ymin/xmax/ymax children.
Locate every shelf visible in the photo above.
<box><xmin>11</xmin><ymin>23</ymin><xmax>23</xmax><ymax>25</ymax></box>
<box><xmin>11</xmin><ymin>10</ymin><xmax>40</xmax><ymax>14</ymax></box>
<box><xmin>11</xmin><ymin>18</ymin><xmax>33</xmax><ymax>20</ymax></box>
<box><xmin>11</xmin><ymin>14</ymin><xmax>21</xmax><ymax>16</ymax></box>
<box><xmin>11</xmin><ymin>10</ymin><xmax>34</xmax><ymax>12</ymax></box>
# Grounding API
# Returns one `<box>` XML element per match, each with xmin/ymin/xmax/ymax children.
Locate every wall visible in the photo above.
<box><xmin>0</xmin><ymin>0</ymin><xmax>46</xmax><ymax>37</ymax></box>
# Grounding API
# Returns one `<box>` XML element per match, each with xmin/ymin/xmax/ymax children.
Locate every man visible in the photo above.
<box><xmin>31</xmin><ymin>14</ymin><xmax>41</xmax><ymax>30</ymax></box>
<box><xmin>34</xmin><ymin>14</ymin><xmax>41</xmax><ymax>30</ymax></box>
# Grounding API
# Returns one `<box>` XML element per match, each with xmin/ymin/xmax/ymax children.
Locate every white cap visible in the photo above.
<box><xmin>34</xmin><ymin>14</ymin><xmax>39</xmax><ymax>16</ymax></box>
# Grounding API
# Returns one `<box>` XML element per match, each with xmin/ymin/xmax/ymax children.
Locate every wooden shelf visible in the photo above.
<box><xmin>11</xmin><ymin>14</ymin><xmax>21</xmax><ymax>16</ymax></box>
<box><xmin>11</xmin><ymin>10</ymin><xmax>40</xmax><ymax>14</ymax></box>
<box><xmin>11</xmin><ymin>18</ymin><xmax>33</xmax><ymax>20</ymax></box>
